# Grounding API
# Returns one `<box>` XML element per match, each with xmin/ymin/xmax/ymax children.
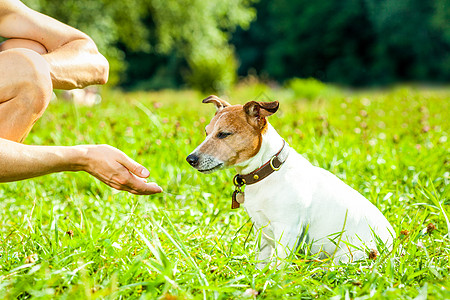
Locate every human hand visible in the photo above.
<box><xmin>77</xmin><ymin>144</ymin><xmax>163</xmax><ymax>195</ymax></box>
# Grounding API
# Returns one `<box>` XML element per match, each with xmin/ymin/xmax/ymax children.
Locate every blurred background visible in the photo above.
<box><xmin>23</xmin><ymin>0</ymin><xmax>450</xmax><ymax>92</ymax></box>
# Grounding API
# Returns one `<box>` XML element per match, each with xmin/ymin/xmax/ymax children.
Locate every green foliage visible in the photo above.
<box><xmin>433</xmin><ymin>0</ymin><xmax>450</xmax><ymax>43</ymax></box>
<box><xmin>135</xmin><ymin>0</ymin><xmax>255</xmax><ymax>92</ymax></box>
<box><xmin>285</xmin><ymin>77</ymin><xmax>340</xmax><ymax>101</ymax></box>
<box><xmin>185</xmin><ymin>47</ymin><xmax>238</xmax><ymax>93</ymax></box>
<box><xmin>233</xmin><ymin>0</ymin><xmax>450</xmax><ymax>86</ymax></box>
<box><xmin>148</xmin><ymin>0</ymin><xmax>255</xmax><ymax>54</ymax></box>
<box><xmin>21</xmin><ymin>0</ymin><xmax>255</xmax><ymax>90</ymax></box>
<box><xmin>0</xmin><ymin>84</ymin><xmax>449</xmax><ymax>298</ymax></box>
<box><xmin>17</xmin><ymin>1</ymin><xmax>449</xmax><ymax>89</ymax></box>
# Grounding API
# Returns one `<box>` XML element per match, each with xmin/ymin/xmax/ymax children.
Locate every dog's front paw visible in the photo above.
<box><xmin>256</xmin><ymin>261</ymin><xmax>269</xmax><ymax>270</ymax></box>
<box><xmin>256</xmin><ymin>259</ymin><xmax>287</xmax><ymax>271</ymax></box>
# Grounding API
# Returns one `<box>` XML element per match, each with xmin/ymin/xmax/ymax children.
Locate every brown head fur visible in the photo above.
<box><xmin>195</xmin><ymin>96</ymin><xmax>279</xmax><ymax>168</ymax></box>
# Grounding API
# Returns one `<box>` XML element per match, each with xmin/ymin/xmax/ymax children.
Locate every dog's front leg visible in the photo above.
<box><xmin>272</xmin><ymin>222</ymin><xmax>301</xmax><ymax>269</ymax></box>
<box><xmin>255</xmin><ymin>236</ymin><xmax>274</xmax><ymax>270</ymax></box>
<box><xmin>253</xmin><ymin>226</ymin><xmax>275</xmax><ymax>270</ymax></box>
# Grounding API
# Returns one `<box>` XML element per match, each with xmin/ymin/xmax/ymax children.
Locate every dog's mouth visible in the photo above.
<box><xmin>198</xmin><ymin>163</ymin><xmax>224</xmax><ymax>174</ymax></box>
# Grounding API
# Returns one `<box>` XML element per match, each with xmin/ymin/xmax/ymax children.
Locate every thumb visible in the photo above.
<box><xmin>118</xmin><ymin>154</ymin><xmax>150</xmax><ymax>178</ymax></box>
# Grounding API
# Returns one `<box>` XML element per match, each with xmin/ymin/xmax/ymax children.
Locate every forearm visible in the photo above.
<box><xmin>0</xmin><ymin>38</ymin><xmax>47</xmax><ymax>54</ymax></box>
<box><xmin>0</xmin><ymin>140</ymin><xmax>162</xmax><ymax>195</ymax></box>
<box><xmin>0</xmin><ymin>138</ymin><xmax>85</xmax><ymax>182</ymax></box>
<box><xmin>43</xmin><ymin>38</ymin><xmax>109</xmax><ymax>90</ymax></box>
<box><xmin>0</xmin><ymin>37</ymin><xmax>109</xmax><ymax>89</ymax></box>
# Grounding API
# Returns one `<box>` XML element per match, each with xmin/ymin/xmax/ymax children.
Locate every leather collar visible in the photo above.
<box><xmin>231</xmin><ymin>140</ymin><xmax>289</xmax><ymax>208</ymax></box>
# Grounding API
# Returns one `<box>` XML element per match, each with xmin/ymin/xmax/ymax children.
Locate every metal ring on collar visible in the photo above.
<box><xmin>233</xmin><ymin>175</ymin><xmax>245</xmax><ymax>186</ymax></box>
<box><xmin>270</xmin><ymin>156</ymin><xmax>281</xmax><ymax>171</ymax></box>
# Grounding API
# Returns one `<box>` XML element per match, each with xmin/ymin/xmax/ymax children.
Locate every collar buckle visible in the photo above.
<box><xmin>233</xmin><ymin>174</ymin><xmax>246</xmax><ymax>187</ymax></box>
<box><xmin>269</xmin><ymin>155</ymin><xmax>281</xmax><ymax>171</ymax></box>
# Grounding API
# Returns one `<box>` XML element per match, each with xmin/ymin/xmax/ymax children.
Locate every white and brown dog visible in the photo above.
<box><xmin>187</xmin><ymin>95</ymin><xmax>395</xmax><ymax>268</ymax></box>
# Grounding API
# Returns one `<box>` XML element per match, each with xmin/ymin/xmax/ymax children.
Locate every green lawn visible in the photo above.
<box><xmin>0</xmin><ymin>82</ymin><xmax>449</xmax><ymax>299</ymax></box>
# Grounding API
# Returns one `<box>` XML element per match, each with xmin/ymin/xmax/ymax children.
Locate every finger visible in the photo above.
<box><xmin>128</xmin><ymin>182</ymin><xmax>163</xmax><ymax>195</ymax></box>
<box><xmin>123</xmin><ymin>174</ymin><xmax>163</xmax><ymax>195</ymax></box>
<box><xmin>114</xmin><ymin>180</ymin><xmax>163</xmax><ymax>195</ymax></box>
<box><xmin>117</xmin><ymin>153</ymin><xmax>150</xmax><ymax>178</ymax></box>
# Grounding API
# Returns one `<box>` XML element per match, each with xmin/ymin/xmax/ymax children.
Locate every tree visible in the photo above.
<box><xmin>233</xmin><ymin>0</ymin><xmax>378</xmax><ymax>85</ymax></box>
<box><xmin>22</xmin><ymin>0</ymin><xmax>256</xmax><ymax>91</ymax></box>
<box><xmin>125</xmin><ymin>0</ymin><xmax>255</xmax><ymax>92</ymax></box>
<box><xmin>232</xmin><ymin>0</ymin><xmax>450</xmax><ymax>86</ymax></box>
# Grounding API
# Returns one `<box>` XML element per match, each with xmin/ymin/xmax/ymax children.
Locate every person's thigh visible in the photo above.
<box><xmin>0</xmin><ymin>48</ymin><xmax>52</xmax><ymax>141</ymax></box>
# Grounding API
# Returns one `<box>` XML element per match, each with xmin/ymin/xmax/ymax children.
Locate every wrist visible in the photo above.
<box><xmin>68</xmin><ymin>145</ymin><xmax>90</xmax><ymax>172</ymax></box>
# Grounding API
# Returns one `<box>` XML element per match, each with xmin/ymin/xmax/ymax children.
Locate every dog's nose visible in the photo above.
<box><xmin>186</xmin><ymin>154</ymin><xmax>199</xmax><ymax>167</ymax></box>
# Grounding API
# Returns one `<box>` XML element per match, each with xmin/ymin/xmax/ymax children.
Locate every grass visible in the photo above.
<box><xmin>0</xmin><ymin>81</ymin><xmax>449</xmax><ymax>299</ymax></box>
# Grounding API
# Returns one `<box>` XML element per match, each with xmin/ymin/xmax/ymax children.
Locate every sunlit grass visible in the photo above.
<box><xmin>0</xmin><ymin>82</ymin><xmax>449</xmax><ymax>299</ymax></box>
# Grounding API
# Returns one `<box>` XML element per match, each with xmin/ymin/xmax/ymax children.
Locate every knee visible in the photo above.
<box><xmin>6</xmin><ymin>49</ymin><xmax>53</xmax><ymax>114</ymax></box>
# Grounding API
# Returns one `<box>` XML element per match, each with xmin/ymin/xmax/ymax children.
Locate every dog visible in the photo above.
<box><xmin>186</xmin><ymin>95</ymin><xmax>395</xmax><ymax>268</ymax></box>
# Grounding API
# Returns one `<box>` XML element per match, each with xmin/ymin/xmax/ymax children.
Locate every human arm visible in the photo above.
<box><xmin>0</xmin><ymin>0</ymin><xmax>108</xmax><ymax>89</ymax></box>
<box><xmin>0</xmin><ymin>138</ymin><xmax>162</xmax><ymax>195</ymax></box>
<box><xmin>0</xmin><ymin>37</ymin><xmax>48</xmax><ymax>54</ymax></box>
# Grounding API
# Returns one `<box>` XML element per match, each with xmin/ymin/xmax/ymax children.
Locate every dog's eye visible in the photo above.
<box><xmin>216</xmin><ymin>132</ymin><xmax>232</xmax><ymax>139</ymax></box>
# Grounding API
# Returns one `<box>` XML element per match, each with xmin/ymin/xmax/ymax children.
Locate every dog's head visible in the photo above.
<box><xmin>186</xmin><ymin>95</ymin><xmax>279</xmax><ymax>173</ymax></box>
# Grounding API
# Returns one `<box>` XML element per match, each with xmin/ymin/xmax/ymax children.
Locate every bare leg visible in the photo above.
<box><xmin>0</xmin><ymin>48</ymin><xmax>52</xmax><ymax>142</ymax></box>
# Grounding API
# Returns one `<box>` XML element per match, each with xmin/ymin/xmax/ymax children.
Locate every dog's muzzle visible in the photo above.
<box><xmin>186</xmin><ymin>152</ymin><xmax>224</xmax><ymax>173</ymax></box>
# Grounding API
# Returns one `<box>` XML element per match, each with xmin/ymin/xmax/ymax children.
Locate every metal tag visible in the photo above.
<box><xmin>231</xmin><ymin>190</ymin><xmax>241</xmax><ymax>209</ymax></box>
<box><xmin>236</xmin><ymin>191</ymin><xmax>245</xmax><ymax>204</ymax></box>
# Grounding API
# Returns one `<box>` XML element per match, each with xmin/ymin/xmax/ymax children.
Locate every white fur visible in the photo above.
<box><xmin>236</xmin><ymin>124</ymin><xmax>395</xmax><ymax>268</ymax></box>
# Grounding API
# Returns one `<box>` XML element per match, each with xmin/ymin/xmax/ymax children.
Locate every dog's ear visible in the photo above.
<box><xmin>244</xmin><ymin>101</ymin><xmax>279</xmax><ymax>129</ymax></box>
<box><xmin>244</xmin><ymin>101</ymin><xmax>279</xmax><ymax>118</ymax></box>
<box><xmin>202</xmin><ymin>95</ymin><xmax>231</xmax><ymax>113</ymax></box>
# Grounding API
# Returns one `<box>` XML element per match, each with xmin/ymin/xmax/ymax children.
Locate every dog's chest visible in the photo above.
<box><xmin>243</xmin><ymin>205</ymin><xmax>272</xmax><ymax>231</ymax></box>
<box><xmin>241</xmin><ymin>161</ymin><xmax>310</xmax><ymax>230</ymax></box>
